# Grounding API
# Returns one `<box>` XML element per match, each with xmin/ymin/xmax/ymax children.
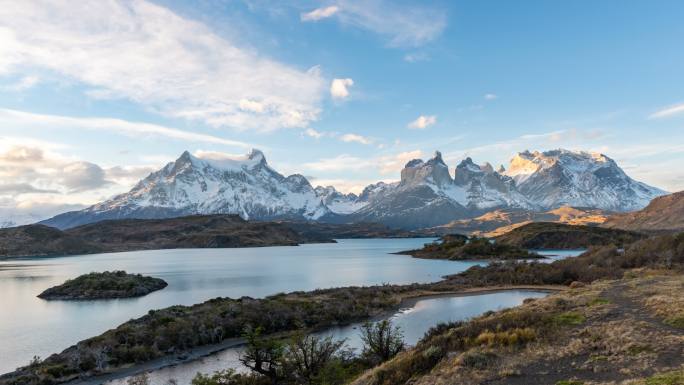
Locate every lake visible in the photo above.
<box><xmin>0</xmin><ymin>238</ymin><xmax>582</xmax><ymax>375</ymax></box>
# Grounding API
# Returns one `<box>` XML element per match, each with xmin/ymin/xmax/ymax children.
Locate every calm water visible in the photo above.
<box><xmin>108</xmin><ymin>290</ymin><xmax>549</xmax><ymax>385</ymax></box>
<box><xmin>0</xmin><ymin>239</ymin><xmax>582</xmax><ymax>374</ymax></box>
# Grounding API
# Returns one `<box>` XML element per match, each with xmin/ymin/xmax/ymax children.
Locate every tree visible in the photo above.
<box><xmin>282</xmin><ymin>332</ymin><xmax>346</xmax><ymax>385</ymax></box>
<box><xmin>359</xmin><ymin>320</ymin><xmax>404</xmax><ymax>364</ymax></box>
<box><xmin>239</xmin><ymin>326</ymin><xmax>285</xmax><ymax>384</ymax></box>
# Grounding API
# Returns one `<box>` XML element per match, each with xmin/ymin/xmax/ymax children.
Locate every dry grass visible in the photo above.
<box><xmin>351</xmin><ymin>274</ymin><xmax>684</xmax><ymax>385</ymax></box>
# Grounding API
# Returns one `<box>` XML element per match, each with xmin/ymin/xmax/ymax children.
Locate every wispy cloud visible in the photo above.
<box><xmin>301</xmin><ymin>1</ymin><xmax>446</xmax><ymax>47</ymax></box>
<box><xmin>2</xmin><ymin>75</ymin><xmax>40</xmax><ymax>91</ymax></box>
<box><xmin>404</xmin><ymin>52</ymin><xmax>429</xmax><ymax>63</ymax></box>
<box><xmin>408</xmin><ymin>115</ymin><xmax>437</xmax><ymax>129</ymax></box>
<box><xmin>0</xmin><ymin>109</ymin><xmax>251</xmax><ymax>148</ymax></box>
<box><xmin>330</xmin><ymin>78</ymin><xmax>354</xmax><ymax>100</ymax></box>
<box><xmin>304</xmin><ymin>128</ymin><xmax>325</xmax><ymax>139</ymax></box>
<box><xmin>301</xmin><ymin>5</ymin><xmax>340</xmax><ymax>21</ymax></box>
<box><xmin>303</xmin><ymin>154</ymin><xmax>373</xmax><ymax>172</ymax></box>
<box><xmin>340</xmin><ymin>133</ymin><xmax>372</xmax><ymax>145</ymax></box>
<box><xmin>0</xmin><ymin>0</ymin><xmax>325</xmax><ymax>131</ymax></box>
<box><xmin>649</xmin><ymin>102</ymin><xmax>684</xmax><ymax>119</ymax></box>
<box><xmin>484</xmin><ymin>93</ymin><xmax>498</xmax><ymax>100</ymax></box>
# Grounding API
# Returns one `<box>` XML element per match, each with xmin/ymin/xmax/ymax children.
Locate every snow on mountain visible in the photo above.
<box><xmin>43</xmin><ymin>149</ymin><xmax>333</xmax><ymax>229</ymax></box>
<box><xmin>40</xmin><ymin>148</ymin><xmax>667</xmax><ymax>230</ymax></box>
<box><xmin>314</xmin><ymin>185</ymin><xmax>366</xmax><ymax>214</ymax></box>
<box><xmin>453</xmin><ymin>157</ymin><xmax>532</xmax><ymax>210</ymax></box>
<box><xmin>343</xmin><ymin>151</ymin><xmax>529</xmax><ymax>229</ymax></box>
<box><xmin>505</xmin><ymin>149</ymin><xmax>667</xmax><ymax>211</ymax></box>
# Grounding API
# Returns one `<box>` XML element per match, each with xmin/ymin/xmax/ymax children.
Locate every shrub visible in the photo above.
<box><xmin>552</xmin><ymin>312</ymin><xmax>585</xmax><ymax>326</ymax></box>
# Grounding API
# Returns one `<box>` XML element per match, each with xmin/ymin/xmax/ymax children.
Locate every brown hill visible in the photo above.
<box><xmin>495</xmin><ymin>222</ymin><xmax>645</xmax><ymax>249</ymax></box>
<box><xmin>0</xmin><ymin>215</ymin><xmax>332</xmax><ymax>259</ymax></box>
<box><xmin>603</xmin><ymin>190</ymin><xmax>684</xmax><ymax>233</ymax></box>
<box><xmin>431</xmin><ymin>206</ymin><xmax>609</xmax><ymax>237</ymax></box>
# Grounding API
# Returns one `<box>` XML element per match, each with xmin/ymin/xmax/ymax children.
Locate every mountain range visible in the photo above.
<box><xmin>41</xmin><ymin>148</ymin><xmax>667</xmax><ymax>230</ymax></box>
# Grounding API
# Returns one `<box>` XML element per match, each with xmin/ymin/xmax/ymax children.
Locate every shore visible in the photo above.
<box><xmin>63</xmin><ymin>285</ymin><xmax>565</xmax><ymax>385</ymax></box>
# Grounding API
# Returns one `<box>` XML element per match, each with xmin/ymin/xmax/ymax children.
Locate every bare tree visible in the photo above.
<box><xmin>359</xmin><ymin>320</ymin><xmax>404</xmax><ymax>364</ymax></box>
<box><xmin>238</xmin><ymin>326</ymin><xmax>284</xmax><ymax>384</ymax></box>
<box><xmin>282</xmin><ymin>332</ymin><xmax>346</xmax><ymax>385</ymax></box>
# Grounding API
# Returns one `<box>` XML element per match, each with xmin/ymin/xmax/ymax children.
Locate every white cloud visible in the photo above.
<box><xmin>305</xmin><ymin>128</ymin><xmax>324</xmax><ymax>139</ymax></box>
<box><xmin>0</xmin><ymin>0</ymin><xmax>325</xmax><ymax>131</ymax></box>
<box><xmin>303</xmin><ymin>1</ymin><xmax>446</xmax><ymax>47</ymax></box>
<box><xmin>408</xmin><ymin>115</ymin><xmax>436</xmax><ymax>129</ymax></box>
<box><xmin>330</xmin><ymin>78</ymin><xmax>354</xmax><ymax>100</ymax></box>
<box><xmin>302</xmin><ymin>149</ymin><xmax>422</xmax><ymax>176</ymax></box>
<box><xmin>3</xmin><ymin>75</ymin><xmax>39</xmax><ymax>91</ymax></box>
<box><xmin>301</xmin><ymin>5</ymin><xmax>340</xmax><ymax>21</ymax></box>
<box><xmin>340</xmin><ymin>133</ymin><xmax>372</xmax><ymax>145</ymax></box>
<box><xmin>303</xmin><ymin>154</ymin><xmax>373</xmax><ymax>172</ymax></box>
<box><xmin>403</xmin><ymin>52</ymin><xmax>429</xmax><ymax>63</ymax></box>
<box><xmin>378</xmin><ymin>150</ymin><xmax>423</xmax><ymax>174</ymax></box>
<box><xmin>484</xmin><ymin>93</ymin><xmax>498</xmax><ymax>100</ymax></box>
<box><xmin>0</xmin><ymin>109</ymin><xmax>251</xmax><ymax>148</ymax></box>
<box><xmin>649</xmin><ymin>102</ymin><xmax>684</xmax><ymax>119</ymax></box>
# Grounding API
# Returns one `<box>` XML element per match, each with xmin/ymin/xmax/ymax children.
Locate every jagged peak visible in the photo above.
<box><xmin>405</xmin><ymin>158</ymin><xmax>424</xmax><ymax>168</ymax></box>
<box><xmin>456</xmin><ymin>157</ymin><xmax>482</xmax><ymax>173</ymax></box>
<box><xmin>480</xmin><ymin>162</ymin><xmax>494</xmax><ymax>173</ymax></box>
<box><xmin>497</xmin><ymin>164</ymin><xmax>506</xmax><ymax>173</ymax></box>
<box><xmin>427</xmin><ymin>150</ymin><xmax>446</xmax><ymax>166</ymax></box>
<box><xmin>248</xmin><ymin>148</ymin><xmax>266</xmax><ymax>163</ymax></box>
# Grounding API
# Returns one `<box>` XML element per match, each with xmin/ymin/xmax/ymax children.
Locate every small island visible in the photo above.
<box><xmin>400</xmin><ymin>234</ymin><xmax>540</xmax><ymax>260</ymax></box>
<box><xmin>37</xmin><ymin>271</ymin><xmax>168</xmax><ymax>300</ymax></box>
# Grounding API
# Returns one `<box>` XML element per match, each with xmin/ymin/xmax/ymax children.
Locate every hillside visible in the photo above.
<box><xmin>0</xmin><ymin>215</ymin><xmax>333</xmax><ymax>259</ymax></box>
<box><xmin>0</xmin><ymin>224</ymin><xmax>104</xmax><ymax>258</ymax></box>
<box><xmin>431</xmin><ymin>206</ymin><xmax>610</xmax><ymax>237</ymax></box>
<box><xmin>603</xmin><ymin>190</ymin><xmax>684</xmax><ymax>232</ymax></box>
<box><xmin>352</xmin><ymin>273</ymin><xmax>684</xmax><ymax>385</ymax></box>
<box><xmin>495</xmin><ymin>222</ymin><xmax>645</xmax><ymax>249</ymax></box>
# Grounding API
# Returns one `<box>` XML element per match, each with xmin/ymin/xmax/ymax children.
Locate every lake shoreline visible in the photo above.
<box><xmin>62</xmin><ymin>285</ymin><xmax>564</xmax><ymax>385</ymax></box>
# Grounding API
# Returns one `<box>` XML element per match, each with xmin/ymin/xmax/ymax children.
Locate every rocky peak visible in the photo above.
<box><xmin>480</xmin><ymin>162</ymin><xmax>495</xmax><ymax>174</ymax></box>
<box><xmin>454</xmin><ymin>157</ymin><xmax>485</xmax><ymax>185</ymax></box>
<box><xmin>401</xmin><ymin>151</ymin><xmax>452</xmax><ymax>187</ymax></box>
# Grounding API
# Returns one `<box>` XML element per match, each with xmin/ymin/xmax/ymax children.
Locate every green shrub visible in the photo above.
<box><xmin>553</xmin><ymin>312</ymin><xmax>585</xmax><ymax>326</ymax></box>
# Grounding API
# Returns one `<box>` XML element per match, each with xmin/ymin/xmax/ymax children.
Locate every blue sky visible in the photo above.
<box><xmin>1</xmin><ymin>0</ymin><xmax>684</xmax><ymax>220</ymax></box>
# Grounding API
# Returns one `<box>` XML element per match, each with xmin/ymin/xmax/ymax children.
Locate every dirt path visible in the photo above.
<box><xmin>487</xmin><ymin>279</ymin><xmax>684</xmax><ymax>385</ymax></box>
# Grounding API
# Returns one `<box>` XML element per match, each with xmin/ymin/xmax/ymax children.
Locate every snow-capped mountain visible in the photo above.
<box><xmin>42</xmin><ymin>150</ymin><xmax>338</xmax><ymax>229</ymax></box>
<box><xmin>40</xmin><ymin>148</ymin><xmax>667</xmax><ymax>230</ymax></box>
<box><xmin>341</xmin><ymin>151</ymin><xmax>532</xmax><ymax>228</ymax></box>
<box><xmin>314</xmin><ymin>186</ymin><xmax>366</xmax><ymax>214</ymax></box>
<box><xmin>505</xmin><ymin>150</ymin><xmax>667</xmax><ymax>211</ymax></box>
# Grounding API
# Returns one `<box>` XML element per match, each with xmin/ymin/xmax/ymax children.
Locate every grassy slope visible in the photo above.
<box><xmin>495</xmin><ymin>222</ymin><xmax>645</xmax><ymax>249</ymax></box>
<box><xmin>352</xmin><ymin>273</ymin><xmax>684</xmax><ymax>385</ymax></box>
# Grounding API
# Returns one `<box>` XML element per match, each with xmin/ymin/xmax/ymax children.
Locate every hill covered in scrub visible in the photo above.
<box><xmin>38</xmin><ymin>271</ymin><xmax>168</xmax><ymax>300</ymax></box>
<box><xmin>399</xmin><ymin>235</ymin><xmax>539</xmax><ymax>260</ymax></box>
<box><xmin>0</xmin><ymin>215</ymin><xmax>334</xmax><ymax>259</ymax></box>
<box><xmin>351</xmin><ymin>273</ymin><xmax>684</xmax><ymax>385</ymax></box>
<box><xmin>603</xmin><ymin>190</ymin><xmax>684</xmax><ymax>233</ymax></box>
<box><xmin>495</xmin><ymin>222</ymin><xmax>645</xmax><ymax>249</ymax></box>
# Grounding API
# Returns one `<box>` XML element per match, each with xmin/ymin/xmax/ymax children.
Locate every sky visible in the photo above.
<box><xmin>1</xmin><ymin>0</ymin><xmax>684</xmax><ymax>221</ymax></box>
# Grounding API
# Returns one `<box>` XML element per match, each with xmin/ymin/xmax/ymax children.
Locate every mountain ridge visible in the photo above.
<box><xmin>40</xmin><ymin>148</ymin><xmax>666</xmax><ymax>230</ymax></box>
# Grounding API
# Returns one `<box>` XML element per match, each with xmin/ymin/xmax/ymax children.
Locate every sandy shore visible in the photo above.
<box><xmin>63</xmin><ymin>285</ymin><xmax>565</xmax><ymax>385</ymax></box>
